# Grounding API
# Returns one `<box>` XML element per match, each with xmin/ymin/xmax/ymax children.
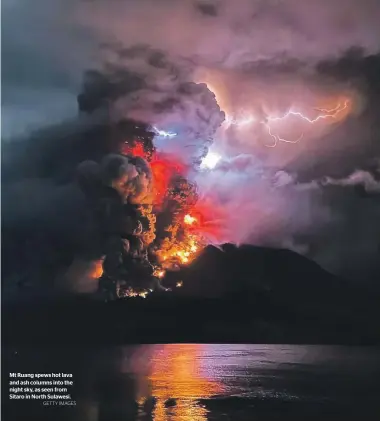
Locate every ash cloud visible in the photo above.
<box><xmin>77</xmin><ymin>46</ymin><xmax>225</xmax><ymax>165</ymax></box>
<box><xmin>77</xmin><ymin>0</ymin><xmax>380</xmax><ymax>65</ymax></box>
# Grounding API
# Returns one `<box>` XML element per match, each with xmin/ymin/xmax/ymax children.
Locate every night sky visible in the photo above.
<box><xmin>2</xmin><ymin>0</ymin><xmax>380</xmax><ymax>284</ymax></box>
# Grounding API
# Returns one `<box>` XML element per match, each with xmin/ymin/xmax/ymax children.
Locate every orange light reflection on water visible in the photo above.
<box><xmin>145</xmin><ymin>344</ymin><xmax>223</xmax><ymax>421</ymax></box>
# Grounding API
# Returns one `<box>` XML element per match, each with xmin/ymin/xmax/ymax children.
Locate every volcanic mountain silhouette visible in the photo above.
<box><xmin>175</xmin><ymin>243</ymin><xmax>379</xmax><ymax>323</ymax></box>
<box><xmin>3</xmin><ymin>243</ymin><xmax>380</xmax><ymax>345</ymax></box>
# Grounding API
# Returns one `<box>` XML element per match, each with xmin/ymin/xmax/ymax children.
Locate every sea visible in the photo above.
<box><xmin>3</xmin><ymin>344</ymin><xmax>380</xmax><ymax>420</ymax></box>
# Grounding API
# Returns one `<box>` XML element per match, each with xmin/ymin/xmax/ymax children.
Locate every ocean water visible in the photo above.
<box><xmin>4</xmin><ymin>344</ymin><xmax>380</xmax><ymax>420</ymax></box>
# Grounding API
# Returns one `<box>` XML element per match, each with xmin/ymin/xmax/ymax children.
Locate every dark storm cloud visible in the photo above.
<box><xmin>4</xmin><ymin>0</ymin><xmax>380</xmax><ymax>138</ymax></box>
<box><xmin>1</xmin><ymin>0</ymin><xmax>93</xmax><ymax>138</ymax></box>
<box><xmin>270</xmin><ymin>167</ymin><xmax>380</xmax><ymax>282</ymax></box>
<box><xmin>77</xmin><ymin>0</ymin><xmax>380</xmax><ymax>65</ymax></box>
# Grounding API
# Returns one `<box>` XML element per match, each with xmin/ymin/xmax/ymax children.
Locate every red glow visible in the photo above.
<box><xmin>130</xmin><ymin>142</ymin><xmax>146</xmax><ymax>158</ymax></box>
<box><xmin>183</xmin><ymin>200</ymin><xmax>227</xmax><ymax>242</ymax></box>
<box><xmin>123</xmin><ymin>140</ymin><xmax>226</xmax><ymax>274</ymax></box>
<box><xmin>122</xmin><ymin>140</ymin><xmax>188</xmax><ymax>206</ymax></box>
<box><xmin>124</xmin><ymin>140</ymin><xmax>225</xmax><ymax>240</ymax></box>
<box><xmin>150</xmin><ymin>153</ymin><xmax>187</xmax><ymax>206</ymax></box>
<box><xmin>121</xmin><ymin>141</ymin><xmax>147</xmax><ymax>158</ymax></box>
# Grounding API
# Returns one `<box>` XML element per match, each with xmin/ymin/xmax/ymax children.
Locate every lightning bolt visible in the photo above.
<box><xmin>267</xmin><ymin>100</ymin><xmax>349</xmax><ymax>124</ymax></box>
<box><xmin>262</xmin><ymin>100</ymin><xmax>349</xmax><ymax>147</ymax></box>
<box><xmin>153</xmin><ymin>126</ymin><xmax>177</xmax><ymax>138</ymax></box>
<box><xmin>225</xmin><ymin>100</ymin><xmax>349</xmax><ymax>147</ymax></box>
<box><xmin>314</xmin><ymin>102</ymin><xmax>346</xmax><ymax>113</ymax></box>
<box><xmin>262</xmin><ymin>123</ymin><xmax>304</xmax><ymax>148</ymax></box>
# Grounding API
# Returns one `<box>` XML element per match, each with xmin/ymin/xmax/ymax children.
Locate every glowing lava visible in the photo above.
<box><xmin>156</xmin><ymin>231</ymin><xmax>201</xmax><ymax>268</ymax></box>
<box><xmin>184</xmin><ymin>214</ymin><xmax>197</xmax><ymax>225</ymax></box>
<box><xmin>122</xmin><ymin>288</ymin><xmax>150</xmax><ymax>299</ymax></box>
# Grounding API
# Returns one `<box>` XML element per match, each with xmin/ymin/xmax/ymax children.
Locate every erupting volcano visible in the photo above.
<box><xmin>73</xmin><ymin>128</ymin><xmax>224</xmax><ymax>300</ymax></box>
<box><xmin>71</xmin><ymin>68</ymin><xmax>357</xmax><ymax>301</ymax></box>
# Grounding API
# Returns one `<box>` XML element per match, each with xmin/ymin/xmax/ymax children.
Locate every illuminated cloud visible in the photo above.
<box><xmin>200</xmin><ymin>151</ymin><xmax>221</xmax><ymax>170</ymax></box>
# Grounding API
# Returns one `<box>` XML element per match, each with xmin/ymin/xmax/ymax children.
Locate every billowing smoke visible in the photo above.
<box><xmin>77</xmin><ymin>55</ymin><xmax>225</xmax><ymax>166</ymax></box>
<box><xmin>322</xmin><ymin>169</ymin><xmax>380</xmax><ymax>193</ymax></box>
<box><xmin>3</xmin><ymin>0</ymin><xmax>380</xmax><ymax>286</ymax></box>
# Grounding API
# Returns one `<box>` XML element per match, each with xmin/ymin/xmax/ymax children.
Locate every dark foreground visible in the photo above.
<box><xmin>3</xmin><ymin>292</ymin><xmax>380</xmax><ymax>419</ymax></box>
<box><xmin>3</xmin><ymin>292</ymin><xmax>380</xmax><ymax>345</ymax></box>
<box><xmin>3</xmin><ymin>344</ymin><xmax>380</xmax><ymax>420</ymax></box>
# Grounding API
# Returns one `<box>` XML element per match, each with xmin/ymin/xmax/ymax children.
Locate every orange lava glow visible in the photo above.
<box><xmin>123</xmin><ymin>287</ymin><xmax>149</xmax><ymax>298</ymax></box>
<box><xmin>153</xmin><ymin>199</ymin><xmax>225</xmax><ymax>273</ymax></box>
<box><xmin>185</xmin><ymin>200</ymin><xmax>227</xmax><ymax>241</ymax></box>
<box><xmin>184</xmin><ymin>214</ymin><xmax>197</xmax><ymax>225</ymax></box>
<box><xmin>156</xmin><ymin>231</ymin><xmax>202</xmax><ymax>268</ymax></box>
<box><xmin>89</xmin><ymin>258</ymin><xmax>104</xmax><ymax>279</ymax></box>
<box><xmin>150</xmin><ymin>153</ymin><xmax>187</xmax><ymax>207</ymax></box>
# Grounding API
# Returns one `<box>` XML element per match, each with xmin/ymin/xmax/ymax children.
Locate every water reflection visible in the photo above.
<box><xmin>5</xmin><ymin>345</ymin><xmax>380</xmax><ymax>421</ymax></box>
<box><xmin>130</xmin><ymin>344</ymin><xmax>223</xmax><ymax>421</ymax></box>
